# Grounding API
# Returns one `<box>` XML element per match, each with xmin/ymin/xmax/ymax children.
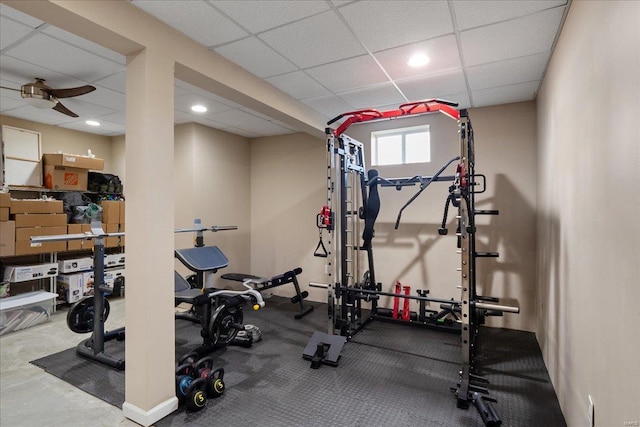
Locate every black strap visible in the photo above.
<box><xmin>314</xmin><ymin>236</ymin><xmax>328</xmax><ymax>258</ymax></box>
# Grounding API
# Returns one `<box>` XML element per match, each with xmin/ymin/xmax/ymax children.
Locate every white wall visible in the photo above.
<box><xmin>536</xmin><ymin>2</ymin><xmax>640</xmax><ymax>426</ymax></box>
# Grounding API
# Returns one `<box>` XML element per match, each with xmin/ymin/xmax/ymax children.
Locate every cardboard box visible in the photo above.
<box><xmin>58</xmin><ymin>257</ymin><xmax>93</xmax><ymax>274</ymax></box>
<box><xmin>3</xmin><ymin>263</ymin><xmax>58</xmax><ymax>283</ymax></box>
<box><xmin>43</xmin><ymin>165</ymin><xmax>88</xmax><ymax>191</ymax></box>
<box><xmin>66</xmin><ymin>224</ymin><xmax>93</xmax><ymax>251</ymax></box>
<box><xmin>13</xmin><ymin>213</ymin><xmax>67</xmax><ymax>228</ymax></box>
<box><xmin>0</xmin><ymin>221</ymin><xmax>15</xmax><ymax>257</ymax></box>
<box><xmin>0</xmin><ymin>193</ymin><xmax>10</xmax><ymax>208</ymax></box>
<box><xmin>101</xmin><ymin>201</ymin><xmax>120</xmax><ymax>224</ymax></box>
<box><xmin>119</xmin><ymin>223</ymin><xmax>125</xmax><ymax>247</ymax></box>
<box><xmin>9</xmin><ymin>199</ymin><xmax>63</xmax><ymax>214</ymax></box>
<box><xmin>0</xmin><ymin>207</ymin><xmax>8</xmax><ymax>221</ymax></box>
<box><xmin>103</xmin><ymin>267</ymin><xmax>125</xmax><ymax>294</ymax></box>
<box><xmin>15</xmin><ymin>226</ymin><xmax>68</xmax><ymax>242</ymax></box>
<box><xmin>119</xmin><ymin>201</ymin><xmax>125</xmax><ymax>224</ymax></box>
<box><xmin>0</xmin><ymin>291</ymin><xmax>57</xmax><ymax>335</ymax></box>
<box><xmin>57</xmin><ymin>273</ymin><xmax>87</xmax><ymax>303</ymax></box>
<box><xmin>103</xmin><ymin>223</ymin><xmax>119</xmax><ymax>248</ymax></box>
<box><xmin>105</xmin><ymin>253</ymin><xmax>125</xmax><ymax>268</ymax></box>
<box><xmin>14</xmin><ymin>241</ymin><xmax>67</xmax><ymax>256</ymax></box>
<box><xmin>42</xmin><ymin>153</ymin><xmax>104</xmax><ymax>170</ymax></box>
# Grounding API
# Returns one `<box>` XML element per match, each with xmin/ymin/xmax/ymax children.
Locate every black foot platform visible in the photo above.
<box><xmin>302</xmin><ymin>331</ymin><xmax>346</xmax><ymax>368</ymax></box>
<box><xmin>222</xmin><ymin>267</ymin><xmax>313</xmax><ymax>319</ymax></box>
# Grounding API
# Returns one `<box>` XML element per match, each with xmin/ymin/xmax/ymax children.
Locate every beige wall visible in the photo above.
<box><xmin>345</xmin><ymin>102</ymin><xmax>537</xmax><ymax>331</ymax></box>
<box><xmin>536</xmin><ymin>2</ymin><xmax>640</xmax><ymax>426</ymax></box>
<box><xmin>248</xmin><ymin>132</ymin><xmax>327</xmax><ymax>301</ymax></box>
<box><xmin>1</xmin><ymin>115</ymin><xmax>114</xmax><ymax>173</ymax></box>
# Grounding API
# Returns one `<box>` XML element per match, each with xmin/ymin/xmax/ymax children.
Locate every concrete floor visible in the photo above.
<box><xmin>0</xmin><ymin>298</ymin><xmax>139</xmax><ymax>427</ymax></box>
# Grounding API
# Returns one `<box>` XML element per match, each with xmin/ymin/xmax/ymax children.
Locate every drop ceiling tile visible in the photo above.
<box><xmin>437</xmin><ymin>91</ymin><xmax>471</xmax><ymax>110</ymax></box>
<box><xmin>209</xmin><ymin>109</ymin><xmax>269</xmax><ymax>128</ymax></box>
<box><xmin>0</xmin><ymin>4</ymin><xmax>44</xmax><ymax>28</ymax></box>
<box><xmin>265</xmin><ymin>71</ymin><xmax>330</xmax><ymax>100</ymax></box>
<box><xmin>461</xmin><ymin>7</ymin><xmax>565</xmax><ymax>67</ymax></box>
<box><xmin>337</xmin><ymin>82</ymin><xmax>406</xmax><ymax>110</ymax></box>
<box><xmin>472</xmin><ymin>80</ymin><xmax>540</xmax><ymax>107</ymax></box>
<box><xmin>270</xmin><ymin>119</ymin><xmax>298</xmax><ymax>131</ymax></box>
<box><xmin>2</xmin><ymin>105</ymin><xmax>76</xmax><ymax>125</ymax></box>
<box><xmin>174</xmin><ymin>93</ymin><xmax>235</xmax><ymax>115</ymax></box>
<box><xmin>174</xmin><ymin>79</ymin><xmax>244</xmax><ymax>109</ymax></box>
<box><xmin>97</xmin><ymin>111</ymin><xmax>126</xmax><ymax>125</ymax></box>
<box><xmin>76</xmin><ymin>86</ymin><xmax>125</xmax><ymax>111</ymax></box>
<box><xmin>5</xmin><ymin>33</ymin><xmax>123</xmax><ymax>82</ymax></box>
<box><xmin>0</xmin><ymin>96</ymin><xmax>24</xmax><ymax>112</ymax></box>
<box><xmin>212</xmin><ymin>0</ymin><xmax>330</xmax><ymax>34</ymax></box>
<box><xmin>306</xmin><ymin>55</ymin><xmax>389</xmax><ymax>93</ymax></box>
<box><xmin>374</xmin><ymin>35</ymin><xmax>461</xmax><ymax>80</ymax></box>
<box><xmin>214</xmin><ymin>37</ymin><xmax>297</xmax><ymax>78</ymax></box>
<box><xmin>221</xmin><ymin>126</ymin><xmax>259</xmax><ymax>138</ymax></box>
<box><xmin>233</xmin><ymin>119</ymin><xmax>292</xmax><ymax>136</ymax></box>
<box><xmin>94</xmin><ymin>71</ymin><xmax>126</xmax><ymax>94</ymax></box>
<box><xmin>453</xmin><ymin>0</ymin><xmax>567</xmax><ymax>30</ymax></box>
<box><xmin>132</xmin><ymin>0</ymin><xmax>247</xmax><ymax>47</ymax></box>
<box><xmin>42</xmin><ymin>26</ymin><xmax>126</xmax><ymax>65</ymax></box>
<box><xmin>59</xmin><ymin>119</ymin><xmax>124</xmax><ymax>136</ymax></box>
<box><xmin>0</xmin><ymin>56</ymin><xmax>83</xmax><ymax>89</ymax></box>
<box><xmin>338</xmin><ymin>0</ymin><xmax>453</xmax><ymax>52</ymax></box>
<box><xmin>300</xmin><ymin>94</ymin><xmax>353</xmax><ymax>118</ymax></box>
<box><xmin>56</xmin><ymin>98</ymin><xmax>118</xmax><ymax>118</ymax></box>
<box><xmin>259</xmin><ymin>11</ymin><xmax>366</xmax><ymax>69</ymax></box>
<box><xmin>174</xmin><ymin>110</ymin><xmax>195</xmax><ymax>124</ymax></box>
<box><xmin>466</xmin><ymin>53</ymin><xmax>549</xmax><ymax>90</ymax></box>
<box><xmin>0</xmin><ymin>17</ymin><xmax>34</xmax><ymax>50</ymax></box>
<box><xmin>396</xmin><ymin>70</ymin><xmax>467</xmax><ymax>101</ymax></box>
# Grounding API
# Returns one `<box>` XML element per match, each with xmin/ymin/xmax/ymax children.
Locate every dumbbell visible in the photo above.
<box><xmin>193</xmin><ymin>357</ymin><xmax>225</xmax><ymax>398</ymax></box>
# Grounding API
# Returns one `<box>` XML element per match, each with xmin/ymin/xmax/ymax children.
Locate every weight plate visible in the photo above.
<box><xmin>208</xmin><ymin>303</ymin><xmax>243</xmax><ymax>346</ymax></box>
<box><xmin>66</xmin><ymin>297</ymin><xmax>110</xmax><ymax>334</ymax></box>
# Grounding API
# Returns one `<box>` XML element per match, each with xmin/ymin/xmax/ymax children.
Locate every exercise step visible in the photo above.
<box><xmin>475</xmin><ymin>210</ymin><xmax>499</xmax><ymax>215</ymax></box>
<box><xmin>475</xmin><ymin>252</ymin><xmax>499</xmax><ymax>258</ymax></box>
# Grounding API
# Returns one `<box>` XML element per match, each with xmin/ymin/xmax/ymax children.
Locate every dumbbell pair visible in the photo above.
<box><xmin>175</xmin><ymin>353</ymin><xmax>225</xmax><ymax>412</ymax></box>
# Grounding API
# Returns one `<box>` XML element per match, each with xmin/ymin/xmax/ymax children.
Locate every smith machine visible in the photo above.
<box><xmin>303</xmin><ymin>100</ymin><xmax>519</xmax><ymax>426</ymax></box>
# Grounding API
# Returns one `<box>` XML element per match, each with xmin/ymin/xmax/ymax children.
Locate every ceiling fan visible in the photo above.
<box><xmin>0</xmin><ymin>78</ymin><xmax>96</xmax><ymax>118</ymax></box>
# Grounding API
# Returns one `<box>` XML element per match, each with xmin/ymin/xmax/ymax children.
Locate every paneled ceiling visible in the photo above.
<box><xmin>0</xmin><ymin>0</ymin><xmax>569</xmax><ymax>138</ymax></box>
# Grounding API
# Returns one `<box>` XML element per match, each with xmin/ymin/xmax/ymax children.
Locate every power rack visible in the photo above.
<box><xmin>304</xmin><ymin>99</ymin><xmax>519</xmax><ymax>426</ymax></box>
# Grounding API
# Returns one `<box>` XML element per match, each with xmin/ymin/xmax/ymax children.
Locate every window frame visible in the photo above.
<box><xmin>371</xmin><ymin>125</ymin><xmax>430</xmax><ymax>166</ymax></box>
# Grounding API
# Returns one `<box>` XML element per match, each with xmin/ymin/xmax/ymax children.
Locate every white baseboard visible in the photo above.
<box><xmin>122</xmin><ymin>397</ymin><xmax>178</xmax><ymax>426</ymax></box>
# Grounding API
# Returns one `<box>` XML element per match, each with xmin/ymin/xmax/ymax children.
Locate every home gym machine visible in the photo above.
<box><xmin>303</xmin><ymin>99</ymin><xmax>519</xmax><ymax>426</ymax></box>
<box><xmin>31</xmin><ymin>220</ymin><xmax>265</xmax><ymax>371</ymax></box>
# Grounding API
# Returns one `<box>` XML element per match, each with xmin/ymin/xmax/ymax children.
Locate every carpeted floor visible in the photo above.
<box><xmin>31</xmin><ymin>297</ymin><xmax>566</xmax><ymax>426</ymax></box>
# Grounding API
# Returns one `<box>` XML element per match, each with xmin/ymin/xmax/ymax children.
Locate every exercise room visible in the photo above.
<box><xmin>0</xmin><ymin>1</ymin><xmax>637</xmax><ymax>426</ymax></box>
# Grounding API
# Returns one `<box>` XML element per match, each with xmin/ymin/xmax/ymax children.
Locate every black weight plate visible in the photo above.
<box><xmin>66</xmin><ymin>297</ymin><xmax>110</xmax><ymax>334</ymax></box>
<box><xmin>209</xmin><ymin>304</ymin><xmax>243</xmax><ymax>346</ymax></box>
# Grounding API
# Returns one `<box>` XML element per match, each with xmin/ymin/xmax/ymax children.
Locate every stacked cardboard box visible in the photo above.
<box><xmin>42</xmin><ymin>153</ymin><xmax>104</xmax><ymax>191</ymax></box>
<box><xmin>0</xmin><ymin>193</ymin><xmax>13</xmax><ymax>257</ymax></box>
<box><xmin>8</xmin><ymin>199</ymin><xmax>66</xmax><ymax>256</ymax></box>
<box><xmin>100</xmin><ymin>200</ymin><xmax>125</xmax><ymax>248</ymax></box>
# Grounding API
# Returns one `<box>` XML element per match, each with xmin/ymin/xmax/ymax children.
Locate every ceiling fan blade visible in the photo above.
<box><xmin>45</xmin><ymin>85</ymin><xmax>96</xmax><ymax>99</ymax></box>
<box><xmin>0</xmin><ymin>86</ymin><xmax>21</xmax><ymax>92</ymax></box>
<box><xmin>53</xmin><ymin>101</ymin><xmax>79</xmax><ymax>118</ymax></box>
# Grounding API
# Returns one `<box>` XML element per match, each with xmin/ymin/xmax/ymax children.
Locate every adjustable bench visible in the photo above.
<box><xmin>221</xmin><ymin>267</ymin><xmax>313</xmax><ymax>319</ymax></box>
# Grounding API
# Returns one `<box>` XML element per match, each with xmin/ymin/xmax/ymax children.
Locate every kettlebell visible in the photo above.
<box><xmin>185</xmin><ymin>378</ymin><xmax>208</xmax><ymax>412</ymax></box>
<box><xmin>175</xmin><ymin>364</ymin><xmax>197</xmax><ymax>401</ymax></box>
<box><xmin>206</xmin><ymin>367</ymin><xmax>225</xmax><ymax>398</ymax></box>
<box><xmin>178</xmin><ymin>351</ymin><xmax>200</xmax><ymax>366</ymax></box>
<box><xmin>194</xmin><ymin>357</ymin><xmax>214</xmax><ymax>379</ymax></box>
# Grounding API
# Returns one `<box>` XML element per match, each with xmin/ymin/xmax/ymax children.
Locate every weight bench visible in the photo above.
<box><xmin>174</xmin><ymin>246</ymin><xmax>264</xmax><ymax>350</ymax></box>
<box><xmin>221</xmin><ymin>267</ymin><xmax>313</xmax><ymax>319</ymax></box>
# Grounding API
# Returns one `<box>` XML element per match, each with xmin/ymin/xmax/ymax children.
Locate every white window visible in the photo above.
<box><xmin>371</xmin><ymin>125</ymin><xmax>430</xmax><ymax>166</ymax></box>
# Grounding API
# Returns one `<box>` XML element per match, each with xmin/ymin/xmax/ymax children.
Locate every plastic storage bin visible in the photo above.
<box><xmin>0</xmin><ymin>291</ymin><xmax>57</xmax><ymax>336</ymax></box>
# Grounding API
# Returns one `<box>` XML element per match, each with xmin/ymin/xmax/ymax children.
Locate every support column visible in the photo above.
<box><xmin>122</xmin><ymin>47</ymin><xmax>178</xmax><ymax>426</ymax></box>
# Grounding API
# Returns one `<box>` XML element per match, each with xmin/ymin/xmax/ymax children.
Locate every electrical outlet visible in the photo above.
<box><xmin>588</xmin><ymin>395</ymin><xmax>595</xmax><ymax>427</ymax></box>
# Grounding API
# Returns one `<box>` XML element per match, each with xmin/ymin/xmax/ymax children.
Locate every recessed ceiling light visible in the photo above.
<box><xmin>85</xmin><ymin>120</ymin><xmax>101</xmax><ymax>126</ymax></box>
<box><xmin>191</xmin><ymin>104</ymin><xmax>207</xmax><ymax>113</ymax></box>
<box><xmin>407</xmin><ymin>53</ymin><xmax>430</xmax><ymax>67</ymax></box>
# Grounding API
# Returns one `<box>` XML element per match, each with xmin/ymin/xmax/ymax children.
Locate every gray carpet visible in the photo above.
<box><xmin>31</xmin><ymin>297</ymin><xmax>566</xmax><ymax>426</ymax></box>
